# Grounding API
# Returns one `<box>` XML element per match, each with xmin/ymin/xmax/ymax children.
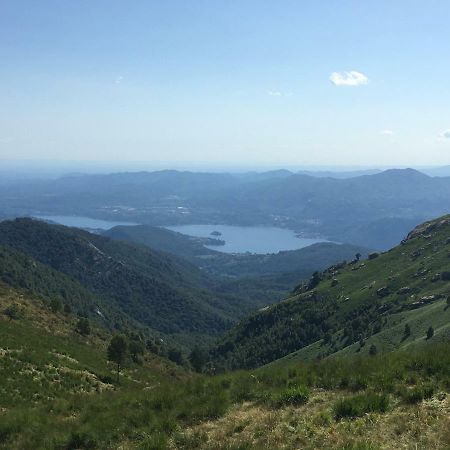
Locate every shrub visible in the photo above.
<box><xmin>76</xmin><ymin>318</ymin><xmax>91</xmax><ymax>336</ymax></box>
<box><xmin>401</xmin><ymin>384</ymin><xmax>435</xmax><ymax>404</ymax></box>
<box><xmin>66</xmin><ymin>430</ymin><xmax>98</xmax><ymax>449</ymax></box>
<box><xmin>273</xmin><ymin>386</ymin><xmax>310</xmax><ymax>407</ymax></box>
<box><xmin>3</xmin><ymin>304</ymin><xmax>23</xmax><ymax>321</ymax></box>
<box><xmin>333</xmin><ymin>392</ymin><xmax>389</xmax><ymax>420</ymax></box>
<box><xmin>50</xmin><ymin>298</ymin><xmax>62</xmax><ymax>313</ymax></box>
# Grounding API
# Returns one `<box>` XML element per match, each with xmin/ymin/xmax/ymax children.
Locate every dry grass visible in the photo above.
<box><xmin>172</xmin><ymin>390</ymin><xmax>450</xmax><ymax>449</ymax></box>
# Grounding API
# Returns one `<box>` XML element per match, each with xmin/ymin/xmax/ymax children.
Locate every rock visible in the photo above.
<box><xmin>376</xmin><ymin>286</ymin><xmax>390</xmax><ymax>298</ymax></box>
<box><xmin>403</xmin><ymin>217</ymin><xmax>450</xmax><ymax>243</ymax></box>
<box><xmin>397</xmin><ymin>287</ymin><xmax>412</xmax><ymax>295</ymax></box>
<box><xmin>368</xmin><ymin>252</ymin><xmax>379</xmax><ymax>260</ymax></box>
<box><xmin>331</xmin><ymin>278</ymin><xmax>339</xmax><ymax>287</ymax></box>
<box><xmin>431</xmin><ymin>273</ymin><xmax>441</xmax><ymax>282</ymax></box>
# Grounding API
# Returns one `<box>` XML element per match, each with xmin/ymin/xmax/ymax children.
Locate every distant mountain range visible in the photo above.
<box><xmin>2</xmin><ymin>168</ymin><xmax>450</xmax><ymax>249</ymax></box>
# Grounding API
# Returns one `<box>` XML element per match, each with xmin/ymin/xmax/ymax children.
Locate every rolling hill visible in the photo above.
<box><xmin>211</xmin><ymin>215</ymin><xmax>450</xmax><ymax>369</ymax></box>
<box><xmin>104</xmin><ymin>223</ymin><xmax>371</xmax><ymax>307</ymax></box>
<box><xmin>0</xmin><ymin>218</ymin><xmax>256</xmax><ymax>340</ymax></box>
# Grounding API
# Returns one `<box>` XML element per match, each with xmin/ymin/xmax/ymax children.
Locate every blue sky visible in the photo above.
<box><xmin>1</xmin><ymin>1</ymin><xmax>450</xmax><ymax>167</ymax></box>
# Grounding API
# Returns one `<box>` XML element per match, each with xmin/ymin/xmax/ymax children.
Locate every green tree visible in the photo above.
<box><xmin>189</xmin><ymin>347</ymin><xmax>207</xmax><ymax>372</ymax></box>
<box><xmin>355</xmin><ymin>252</ymin><xmax>361</xmax><ymax>261</ymax></box>
<box><xmin>129</xmin><ymin>339</ymin><xmax>145</xmax><ymax>364</ymax></box>
<box><xmin>76</xmin><ymin>318</ymin><xmax>91</xmax><ymax>336</ymax></box>
<box><xmin>307</xmin><ymin>271</ymin><xmax>321</xmax><ymax>290</ymax></box>
<box><xmin>369</xmin><ymin>344</ymin><xmax>378</xmax><ymax>356</ymax></box>
<box><xmin>50</xmin><ymin>298</ymin><xmax>62</xmax><ymax>313</ymax></box>
<box><xmin>168</xmin><ymin>347</ymin><xmax>184</xmax><ymax>365</ymax></box>
<box><xmin>107</xmin><ymin>335</ymin><xmax>128</xmax><ymax>384</ymax></box>
<box><xmin>426</xmin><ymin>326</ymin><xmax>434</xmax><ymax>340</ymax></box>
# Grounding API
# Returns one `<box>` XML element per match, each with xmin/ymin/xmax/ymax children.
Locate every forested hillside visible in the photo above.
<box><xmin>0</xmin><ymin>219</ymin><xmax>251</xmax><ymax>339</ymax></box>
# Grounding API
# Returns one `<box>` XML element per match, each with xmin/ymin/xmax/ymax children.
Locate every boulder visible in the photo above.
<box><xmin>376</xmin><ymin>286</ymin><xmax>390</xmax><ymax>298</ymax></box>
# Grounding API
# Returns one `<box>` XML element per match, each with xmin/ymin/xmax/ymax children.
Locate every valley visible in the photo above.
<box><xmin>1</xmin><ymin>172</ymin><xmax>450</xmax><ymax>449</ymax></box>
<box><xmin>3</xmin><ymin>3</ymin><xmax>450</xmax><ymax>447</ymax></box>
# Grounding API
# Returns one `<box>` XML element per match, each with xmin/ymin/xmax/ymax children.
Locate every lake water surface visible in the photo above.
<box><xmin>34</xmin><ymin>216</ymin><xmax>327</xmax><ymax>254</ymax></box>
<box><xmin>166</xmin><ymin>224</ymin><xmax>327</xmax><ymax>254</ymax></box>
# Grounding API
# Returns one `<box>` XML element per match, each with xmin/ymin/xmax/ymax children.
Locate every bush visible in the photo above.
<box><xmin>76</xmin><ymin>318</ymin><xmax>91</xmax><ymax>336</ymax></box>
<box><xmin>273</xmin><ymin>386</ymin><xmax>310</xmax><ymax>407</ymax></box>
<box><xmin>3</xmin><ymin>304</ymin><xmax>23</xmax><ymax>321</ymax></box>
<box><xmin>400</xmin><ymin>384</ymin><xmax>434</xmax><ymax>404</ymax></box>
<box><xmin>66</xmin><ymin>430</ymin><xmax>98</xmax><ymax>449</ymax></box>
<box><xmin>333</xmin><ymin>392</ymin><xmax>389</xmax><ymax>420</ymax></box>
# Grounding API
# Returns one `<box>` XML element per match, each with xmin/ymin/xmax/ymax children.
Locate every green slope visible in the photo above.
<box><xmin>0</xmin><ymin>219</ymin><xmax>250</xmax><ymax>338</ymax></box>
<box><xmin>1</xmin><ymin>287</ymin><xmax>449</xmax><ymax>449</ymax></box>
<box><xmin>212</xmin><ymin>215</ymin><xmax>450</xmax><ymax>369</ymax></box>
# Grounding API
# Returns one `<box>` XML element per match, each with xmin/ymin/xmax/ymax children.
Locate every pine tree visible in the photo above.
<box><xmin>107</xmin><ymin>335</ymin><xmax>128</xmax><ymax>383</ymax></box>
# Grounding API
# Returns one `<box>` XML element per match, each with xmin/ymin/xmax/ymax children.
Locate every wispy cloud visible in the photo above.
<box><xmin>440</xmin><ymin>129</ymin><xmax>450</xmax><ymax>139</ymax></box>
<box><xmin>380</xmin><ymin>129</ymin><xmax>394</xmax><ymax>136</ymax></box>
<box><xmin>267</xmin><ymin>90</ymin><xmax>293</xmax><ymax>97</ymax></box>
<box><xmin>0</xmin><ymin>137</ymin><xmax>14</xmax><ymax>144</ymax></box>
<box><xmin>115</xmin><ymin>75</ymin><xmax>124</xmax><ymax>84</ymax></box>
<box><xmin>329</xmin><ymin>71</ymin><xmax>369</xmax><ymax>86</ymax></box>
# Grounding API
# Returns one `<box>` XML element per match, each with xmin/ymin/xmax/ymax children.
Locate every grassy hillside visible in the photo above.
<box><xmin>1</xmin><ymin>288</ymin><xmax>449</xmax><ymax>449</ymax></box>
<box><xmin>212</xmin><ymin>215</ymin><xmax>450</xmax><ymax>369</ymax></box>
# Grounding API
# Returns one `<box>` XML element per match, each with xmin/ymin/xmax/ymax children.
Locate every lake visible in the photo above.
<box><xmin>165</xmin><ymin>224</ymin><xmax>327</xmax><ymax>254</ymax></box>
<box><xmin>35</xmin><ymin>215</ymin><xmax>138</xmax><ymax>230</ymax></box>
<box><xmin>34</xmin><ymin>216</ymin><xmax>328</xmax><ymax>254</ymax></box>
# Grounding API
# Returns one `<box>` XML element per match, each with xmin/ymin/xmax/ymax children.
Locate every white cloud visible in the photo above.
<box><xmin>267</xmin><ymin>90</ymin><xmax>293</xmax><ymax>97</ymax></box>
<box><xmin>440</xmin><ymin>129</ymin><xmax>450</xmax><ymax>139</ymax></box>
<box><xmin>0</xmin><ymin>137</ymin><xmax>14</xmax><ymax>144</ymax></box>
<box><xmin>380</xmin><ymin>129</ymin><xmax>394</xmax><ymax>136</ymax></box>
<box><xmin>115</xmin><ymin>75</ymin><xmax>124</xmax><ymax>84</ymax></box>
<box><xmin>329</xmin><ymin>71</ymin><xmax>369</xmax><ymax>86</ymax></box>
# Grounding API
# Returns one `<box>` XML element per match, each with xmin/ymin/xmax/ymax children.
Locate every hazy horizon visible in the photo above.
<box><xmin>1</xmin><ymin>1</ymin><xmax>450</xmax><ymax>167</ymax></box>
<box><xmin>0</xmin><ymin>158</ymin><xmax>449</xmax><ymax>179</ymax></box>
